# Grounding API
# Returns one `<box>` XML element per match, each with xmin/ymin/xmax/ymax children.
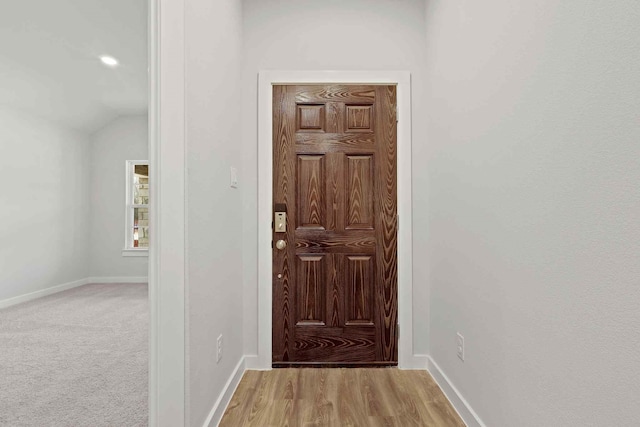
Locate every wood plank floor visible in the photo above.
<box><xmin>219</xmin><ymin>368</ymin><xmax>465</xmax><ymax>427</ymax></box>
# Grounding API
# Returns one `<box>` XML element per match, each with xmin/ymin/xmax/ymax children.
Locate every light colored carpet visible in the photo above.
<box><xmin>0</xmin><ymin>283</ymin><xmax>148</xmax><ymax>427</ymax></box>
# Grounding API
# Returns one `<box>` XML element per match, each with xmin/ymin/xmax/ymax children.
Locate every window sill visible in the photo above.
<box><xmin>122</xmin><ymin>248</ymin><xmax>149</xmax><ymax>257</ymax></box>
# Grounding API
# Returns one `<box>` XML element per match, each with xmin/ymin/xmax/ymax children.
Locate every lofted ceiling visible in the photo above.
<box><xmin>0</xmin><ymin>0</ymin><xmax>147</xmax><ymax>133</ymax></box>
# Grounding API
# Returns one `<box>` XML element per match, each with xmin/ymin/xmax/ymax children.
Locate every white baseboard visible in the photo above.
<box><xmin>0</xmin><ymin>277</ymin><xmax>150</xmax><ymax>310</ymax></box>
<box><xmin>204</xmin><ymin>356</ymin><xmax>247</xmax><ymax>427</ymax></box>
<box><xmin>400</xmin><ymin>354</ymin><xmax>429</xmax><ymax>370</ymax></box>
<box><xmin>243</xmin><ymin>354</ymin><xmax>272</xmax><ymax>370</ymax></box>
<box><xmin>86</xmin><ymin>276</ymin><xmax>149</xmax><ymax>284</ymax></box>
<box><xmin>427</xmin><ymin>356</ymin><xmax>486</xmax><ymax>427</ymax></box>
<box><xmin>0</xmin><ymin>277</ymin><xmax>88</xmax><ymax>309</ymax></box>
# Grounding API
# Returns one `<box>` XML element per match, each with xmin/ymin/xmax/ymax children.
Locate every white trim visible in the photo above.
<box><xmin>148</xmin><ymin>0</ymin><xmax>159</xmax><ymax>423</ymax></box>
<box><xmin>202</xmin><ymin>356</ymin><xmax>247</xmax><ymax>427</ymax></box>
<box><xmin>149</xmin><ymin>0</ymin><xmax>187</xmax><ymax>425</ymax></box>
<box><xmin>404</xmin><ymin>354</ymin><xmax>429</xmax><ymax>370</ymax></box>
<box><xmin>427</xmin><ymin>357</ymin><xmax>487</xmax><ymax>427</ymax></box>
<box><xmin>0</xmin><ymin>278</ymin><xmax>88</xmax><ymax>310</ymax></box>
<box><xmin>87</xmin><ymin>276</ymin><xmax>149</xmax><ymax>284</ymax></box>
<box><xmin>122</xmin><ymin>249</ymin><xmax>149</xmax><ymax>257</ymax></box>
<box><xmin>243</xmin><ymin>355</ymin><xmax>264</xmax><ymax>371</ymax></box>
<box><xmin>257</xmin><ymin>70</ymin><xmax>414</xmax><ymax>369</ymax></box>
<box><xmin>0</xmin><ymin>277</ymin><xmax>151</xmax><ymax>310</ymax></box>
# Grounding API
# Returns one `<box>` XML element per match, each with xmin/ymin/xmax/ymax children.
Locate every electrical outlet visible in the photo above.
<box><xmin>456</xmin><ymin>332</ymin><xmax>465</xmax><ymax>362</ymax></box>
<box><xmin>230</xmin><ymin>167</ymin><xmax>238</xmax><ymax>188</ymax></box>
<box><xmin>217</xmin><ymin>334</ymin><xmax>223</xmax><ymax>363</ymax></box>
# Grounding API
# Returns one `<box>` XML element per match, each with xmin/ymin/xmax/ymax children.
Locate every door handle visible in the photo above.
<box><xmin>275</xmin><ymin>240</ymin><xmax>287</xmax><ymax>250</ymax></box>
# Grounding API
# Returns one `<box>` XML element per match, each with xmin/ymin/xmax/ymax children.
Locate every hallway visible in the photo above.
<box><xmin>220</xmin><ymin>368</ymin><xmax>464</xmax><ymax>426</ymax></box>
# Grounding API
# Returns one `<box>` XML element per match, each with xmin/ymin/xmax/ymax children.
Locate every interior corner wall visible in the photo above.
<box><xmin>424</xmin><ymin>0</ymin><xmax>640</xmax><ymax>425</ymax></box>
<box><xmin>184</xmin><ymin>0</ymin><xmax>244</xmax><ymax>425</ymax></box>
<box><xmin>89</xmin><ymin>114</ymin><xmax>149</xmax><ymax>279</ymax></box>
<box><xmin>0</xmin><ymin>108</ymin><xmax>90</xmax><ymax>302</ymax></box>
<box><xmin>241</xmin><ymin>0</ymin><xmax>430</xmax><ymax>359</ymax></box>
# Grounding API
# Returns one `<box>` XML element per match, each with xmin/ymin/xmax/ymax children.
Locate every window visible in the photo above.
<box><xmin>123</xmin><ymin>160</ymin><xmax>149</xmax><ymax>256</ymax></box>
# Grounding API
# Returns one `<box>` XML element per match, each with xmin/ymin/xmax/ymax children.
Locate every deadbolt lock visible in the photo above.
<box><xmin>275</xmin><ymin>212</ymin><xmax>286</xmax><ymax>232</ymax></box>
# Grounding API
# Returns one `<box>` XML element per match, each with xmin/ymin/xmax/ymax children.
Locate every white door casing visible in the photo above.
<box><xmin>149</xmin><ymin>0</ymin><xmax>186</xmax><ymax>425</ymax></box>
<box><xmin>253</xmin><ymin>71</ymin><xmax>416</xmax><ymax>370</ymax></box>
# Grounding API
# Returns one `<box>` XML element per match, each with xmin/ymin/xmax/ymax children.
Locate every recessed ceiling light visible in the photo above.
<box><xmin>100</xmin><ymin>55</ymin><xmax>119</xmax><ymax>67</ymax></box>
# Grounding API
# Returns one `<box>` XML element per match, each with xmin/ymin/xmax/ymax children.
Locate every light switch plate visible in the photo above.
<box><xmin>230</xmin><ymin>166</ymin><xmax>238</xmax><ymax>188</ymax></box>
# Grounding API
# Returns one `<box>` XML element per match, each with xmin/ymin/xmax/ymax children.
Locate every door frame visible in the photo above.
<box><xmin>255</xmin><ymin>71</ymin><xmax>415</xmax><ymax>369</ymax></box>
<box><xmin>149</xmin><ymin>0</ymin><xmax>186</xmax><ymax>425</ymax></box>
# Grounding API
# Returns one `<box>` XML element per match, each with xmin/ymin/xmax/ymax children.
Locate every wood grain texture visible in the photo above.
<box><xmin>297</xmin><ymin>155</ymin><xmax>325</xmax><ymax>229</ymax></box>
<box><xmin>327</xmin><ymin>253</ymin><xmax>343</xmax><ymax>327</ymax></box>
<box><xmin>325</xmin><ymin>153</ymin><xmax>343</xmax><ymax>232</ymax></box>
<box><xmin>295</xmin><ymin>85</ymin><xmax>376</xmax><ymax>104</ymax></box>
<box><xmin>325</xmin><ymin>101</ymin><xmax>345</xmax><ymax>134</ymax></box>
<box><xmin>346</xmin><ymin>255</ymin><xmax>374</xmax><ymax>324</ymax></box>
<box><xmin>274</xmin><ymin>85</ymin><xmax>397</xmax><ymax>365</ymax></box>
<box><xmin>272</xmin><ymin>85</ymin><xmax>296</xmax><ymax>363</ymax></box>
<box><xmin>294</xmin><ymin>327</ymin><xmax>376</xmax><ymax>362</ymax></box>
<box><xmin>296</xmin><ymin>132</ymin><xmax>375</xmax><ymax>148</ymax></box>
<box><xmin>296</xmin><ymin>255</ymin><xmax>326</xmax><ymax>324</ymax></box>
<box><xmin>297</xmin><ymin>104</ymin><xmax>325</xmax><ymax>132</ymax></box>
<box><xmin>220</xmin><ymin>369</ymin><xmax>466</xmax><ymax>427</ymax></box>
<box><xmin>346</xmin><ymin>155</ymin><xmax>374</xmax><ymax>229</ymax></box>
<box><xmin>346</xmin><ymin>105</ymin><xmax>373</xmax><ymax>131</ymax></box>
<box><xmin>373</xmin><ymin>86</ymin><xmax>398</xmax><ymax>362</ymax></box>
<box><xmin>294</xmin><ymin>231</ymin><xmax>375</xmax><ymax>254</ymax></box>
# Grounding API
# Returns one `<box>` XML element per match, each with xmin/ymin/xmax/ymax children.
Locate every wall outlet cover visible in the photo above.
<box><xmin>230</xmin><ymin>167</ymin><xmax>238</xmax><ymax>188</ymax></box>
<box><xmin>217</xmin><ymin>334</ymin><xmax>223</xmax><ymax>363</ymax></box>
<box><xmin>456</xmin><ymin>332</ymin><xmax>465</xmax><ymax>362</ymax></box>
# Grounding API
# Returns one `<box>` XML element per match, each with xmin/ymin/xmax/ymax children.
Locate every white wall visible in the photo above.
<box><xmin>184</xmin><ymin>0</ymin><xmax>244</xmax><ymax>425</ymax></box>
<box><xmin>89</xmin><ymin>114</ymin><xmax>148</xmax><ymax>278</ymax></box>
<box><xmin>241</xmin><ymin>0</ymin><xmax>430</xmax><ymax>358</ymax></box>
<box><xmin>0</xmin><ymin>108</ymin><xmax>90</xmax><ymax>301</ymax></box>
<box><xmin>424</xmin><ymin>0</ymin><xmax>640</xmax><ymax>425</ymax></box>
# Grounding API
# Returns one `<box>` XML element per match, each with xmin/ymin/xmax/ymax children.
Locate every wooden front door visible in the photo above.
<box><xmin>272</xmin><ymin>84</ymin><xmax>398</xmax><ymax>366</ymax></box>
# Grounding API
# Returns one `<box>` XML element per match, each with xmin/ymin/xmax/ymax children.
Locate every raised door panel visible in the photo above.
<box><xmin>295</xmin><ymin>255</ymin><xmax>326</xmax><ymax>326</ymax></box>
<box><xmin>346</xmin><ymin>155</ymin><xmax>374</xmax><ymax>229</ymax></box>
<box><xmin>297</xmin><ymin>155</ymin><xmax>325</xmax><ymax>229</ymax></box>
<box><xmin>297</xmin><ymin>104</ymin><xmax>325</xmax><ymax>133</ymax></box>
<box><xmin>345</xmin><ymin>255</ymin><xmax>375</xmax><ymax>325</ymax></box>
<box><xmin>346</xmin><ymin>105</ymin><xmax>374</xmax><ymax>133</ymax></box>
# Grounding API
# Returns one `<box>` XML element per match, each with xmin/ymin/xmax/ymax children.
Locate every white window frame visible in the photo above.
<box><xmin>123</xmin><ymin>160</ymin><xmax>149</xmax><ymax>257</ymax></box>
